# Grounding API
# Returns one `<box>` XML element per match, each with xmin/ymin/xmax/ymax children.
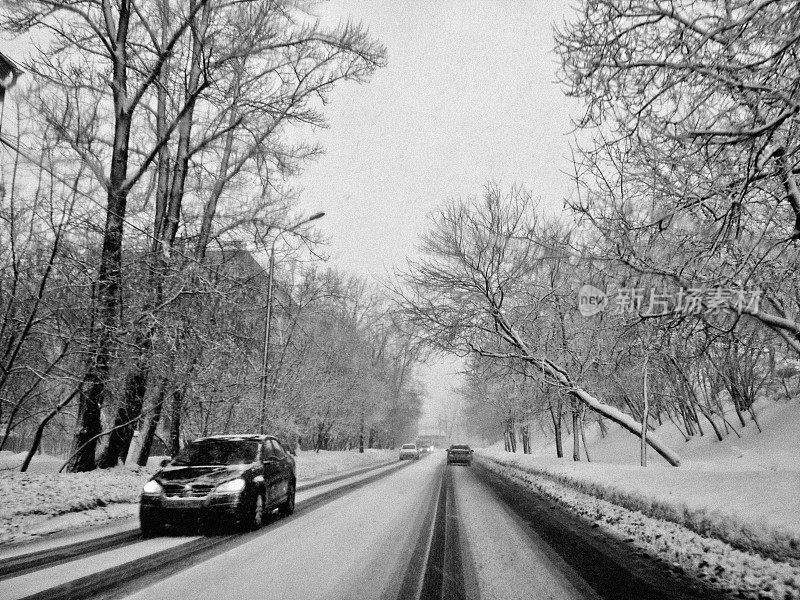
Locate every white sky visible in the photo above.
<box><xmin>300</xmin><ymin>0</ymin><xmax>579</xmax><ymax>426</ymax></box>
<box><xmin>302</xmin><ymin>0</ymin><xmax>576</xmax><ymax>275</ymax></box>
<box><xmin>2</xmin><ymin>0</ymin><xmax>580</xmax><ymax>431</ymax></box>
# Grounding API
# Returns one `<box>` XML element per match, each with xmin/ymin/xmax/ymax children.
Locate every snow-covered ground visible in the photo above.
<box><xmin>0</xmin><ymin>448</ymin><xmax>395</xmax><ymax>545</ymax></box>
<box><xmin>477</xmin><ymin>399</ymin><xmax>800</xmax><ymax>599</ymax></box>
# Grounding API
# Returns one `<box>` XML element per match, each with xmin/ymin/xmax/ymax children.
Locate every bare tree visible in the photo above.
<box><xmin>3</xmin><ymin>0</ymin><xmax>386</xmax><ymax>470</ymax></box>
<box><xmin>0</xmin><ymin>102</ymin><xmax>92</xmax><ymax>466</ymax></box>
<box><xmin>396</xmin><ymin>184</ymin><xmax>683</xmax><ymax>465</ymax></box>
<box><xmin>556</xmin><ymin>0</ymin><xmax>800</xmax><ymax>357</ymax></box>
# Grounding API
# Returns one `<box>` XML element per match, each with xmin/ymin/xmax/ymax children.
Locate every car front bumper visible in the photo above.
<box><xmin>447</xmin><ymin>454</ymin><xmax>472</xmax><ymax>465</ymax></box>
<box><xmin>140</xmin><ymin>493</ymin><xmax>244</xmax><ymax>527</ymax></box>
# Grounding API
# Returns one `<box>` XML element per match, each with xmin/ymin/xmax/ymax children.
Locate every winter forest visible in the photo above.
<box><xmin>0</xmin><ymin>0</ymin><xmax>424</xmax><ymax>472</ymax></box>
<box><xmin>1</xmin><ymin>0</ymin><xmax>799</xmax><ymax>475</ymax></box>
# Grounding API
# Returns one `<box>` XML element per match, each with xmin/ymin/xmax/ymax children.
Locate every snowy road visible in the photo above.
<box><xmin>121</xmin><ymin>454</ymin><xmax>442</xmax><ymax>600</ymax></box>
<box><xmin>2</xmin><ymin>453</ymin><xmax>719</xmax><ymax>600</ymax></box>
<box><xmin>118</xmin><ymin>454</ymin><xmax>611</xmax><ymax>600</ymax></box>
<box><xmin>452</xmin><ymin>465</ymin><xmax>601</xmax><ymax>600</ymax></box>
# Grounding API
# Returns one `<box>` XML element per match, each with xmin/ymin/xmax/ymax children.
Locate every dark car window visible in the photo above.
<box><xmin>263</xmin><ymin>439</ymin><xmax>285</xmax><ymax>459</ymax></box>
<box><xmin>271</xmin><ymin>440</ymin><xmax>286</xmax><ymax>458</ymax></box>
<box><xmin>450</xmin><ymin>445</ymin><xmax>470</xmax><ymax>451</ymax></box>
<box><xmin>171</xmin><ymin>439</ymin><xmax>259</xmax><ymax>466</ymax></box>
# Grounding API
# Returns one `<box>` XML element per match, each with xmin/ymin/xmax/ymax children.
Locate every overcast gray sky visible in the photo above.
<box><xmin>300</xmin><ymin>0</ymin><xmax>579</xmax><ymax>427</ymax></box>
<box><xmin>304</xmin><ymin>0</ymin><xmax>575</xmax><ymax>274</ymax></box>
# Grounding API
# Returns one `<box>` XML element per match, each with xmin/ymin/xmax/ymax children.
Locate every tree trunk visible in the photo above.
<box><xmin>580</xmin><ymin>413</ymin><xmax>591</xmax><ymax>462</ymax></box>
<box><xmin>105</xmin><ymin>0</ymin><xmax>210</xmax><ymax>464</ymax></box>
<box><xmin>688</xmin><ymin>400</ymin><xmax>703</xmax><ymax>436</ymax></box>
<box><xmin>641</xmin><ymin>356</ymin><xmax>649</xmax><ymax>467</ymax></box>
<box><xmin>507</xmin><ymin>416</ymin><xmax>517</xmax><ymax>452</ymax></box>
<box><xmin>621</xmin><ymin>392</ymin><xmax>643</xmax><ymax>422</ymax></box>
<box><xmin>696</xmin><ymin>403</ymin><xmax>724</xmax><ymax>442</ymax></box>
<box><xmin>315</xmin><ymin>421</ymin><xmax>325</xmax><ymax>452</ymax></box>
<box><xmin>748</xmin><ymin>405</ymin><xmax>762</xmax><ymax>433</ymax></box>
<box><xmin>68</xmin><ymin>372</ymin><xmax>105</xmax><ymax>472</ymax></box>
<box><xmin>21</xmin><ymin>389</ymin><xmax>78</xmax><ymax>472</ymax></box>
<box><xmin>195</xmin><ymin>108</ymin><xmax>238</xmax><ymax>262</ymax></box>
<box><xmin>128</xmin><ymin>7</ymin><xmax>173</xmax><ymax>470</ymax></box>
<box><xmin>135</xmin><ymin>378</ymin><xmax>168</xmax><ymax>466</ymax></box>
<box><xmin>162</xmin><ymin>0</ymin><xmax>209</xmax><ymax>250</ymax></box>
<box><xmin>521</xmin><ymin>424</ymin><xmax>530</xmax><ymax>454</ymax></box>
<box><xmin>572</xmin><ymin>407</ymin><xmax>580</xmax><ymax>461</ymax></box>
<box><xmin>169</xmin><ymin>387</ymin><xmax>183</xmax><ymax>457</ymax></box>
<box><xmin>69</xmin><ymin>2</ymin><xmax>134</xmax><ymax>471</ymax></box>
<box><xmin>730</xmin><ymin>388</ymin><xmax>748</xmax><ymax>428</ymax></box>
<box><xmin>579</xmin><ymin>405</ymin><xmax>592</xmax><ymax>462</ymax></box>
<box><xmin>549</xmin><ymin>399</ymin><xmax>563</xmax><ymax>458</ymax></box>
<box><xmin>98</xmin><ymin>364</ymin><xmax>148</xmax><ymax>468</ymax></box>
<box><xmin>681</xmin><ymin>404</ymin><xmax>696</xmax><ymax>436</ymax></box>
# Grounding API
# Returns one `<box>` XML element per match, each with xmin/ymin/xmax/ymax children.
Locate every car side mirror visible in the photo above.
<box><xmin>470</xmin><ymin>449</ymin><xmax>474</xmax><ymax>453</ymax></box>
<box><xmin>160</xmin><ymin>458</ymin><xmax>170</xmax><ymax>467</ymax></box>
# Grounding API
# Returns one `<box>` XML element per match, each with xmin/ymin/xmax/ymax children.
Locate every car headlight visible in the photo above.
<box><xmin>142</xmin><ymin>480</ymin><xmax>163</xmax><ymax>495</ymax></box>
<box><xmin>213</xmin><ymin>478</ymin><xmax>246</xmax><ymax>494</ymax></box>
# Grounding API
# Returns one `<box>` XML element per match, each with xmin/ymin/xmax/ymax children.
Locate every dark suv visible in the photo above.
<box><xmin>140</xmin><ymin>434</ymin><xmax>296</xmax><ymax>536</ymax></box>
<box><xmin>446</xmin><ymin>444</ymin><xmax>473</xmax><ymax>466</ymax></box>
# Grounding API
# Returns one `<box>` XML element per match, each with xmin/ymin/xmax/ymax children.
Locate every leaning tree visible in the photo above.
<box><xmin>396</xmin><ymin>184</ymin><xmax>683</xmax><ymax>465</ymax></box>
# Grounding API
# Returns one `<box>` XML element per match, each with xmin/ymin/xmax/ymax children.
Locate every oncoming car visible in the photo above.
<box><xmin>446</xmin><ymin>444</ymin><xmax>473</xmax><ymax>466</ymax></box>
<box><xmin>139</xmin><ymin>434</ymin><xmax>296</xmax><ymax>536</ymax></box>
<box><xmin>399</xmin><ymin>443</ymin><xmax>420</xmax><ymax>461</ymax></box>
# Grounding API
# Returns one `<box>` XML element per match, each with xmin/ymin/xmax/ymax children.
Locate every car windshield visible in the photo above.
<box><xmin>402</xmin><ymin>444</ymin><xmax>416</xmax><ymax>449</ymax></box>
<box><xmin>451</xmin><ymin>445</ymin><xmax>470</xmax><ymax>451</ymax></box>
<box><xmin>171</xmin><ymin>440</ymin><xmax>259</xmax><ymax>466</ymax></box>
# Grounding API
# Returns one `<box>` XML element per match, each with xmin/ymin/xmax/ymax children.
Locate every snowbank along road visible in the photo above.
<box><xmin>1</xmin><ymin>452</ymin><xmax>735</xmax><ymax>600</ymax></box>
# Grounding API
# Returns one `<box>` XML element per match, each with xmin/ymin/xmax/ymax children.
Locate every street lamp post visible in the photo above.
<box><xmin>259</xmin><ymin>211</ymin><xmax>325</xmax><ymax>434</ymax></box>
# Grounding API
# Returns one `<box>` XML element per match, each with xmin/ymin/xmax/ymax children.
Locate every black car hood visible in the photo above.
<box><xmin>155</xmin><ymin>465</ymin><xmax>248</xmax><ymax>485</ymax></box>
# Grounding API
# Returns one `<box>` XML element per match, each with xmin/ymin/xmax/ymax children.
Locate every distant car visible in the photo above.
<box><xmin>418</xmin><ymin>446</ymin><xmax>429</xmax><ymax>455</ymax></box>
<box><xmin>399</xmin><ymin>443</ymin><xmax>420</xmax><ymax>460</ymax></box>
<box><xmin>446</xmin><ymin>444</ymin><xmax>473</xmax><ymax>466</ymax></box>
<box><xmin>139</xmin><ymin>434</ymin><xmax>296</xmax><ymax>536</ymax></box>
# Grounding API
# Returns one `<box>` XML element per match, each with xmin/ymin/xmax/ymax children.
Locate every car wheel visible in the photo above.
<box><xmin>140</xmin><ymin>515</ymin><xmax>163</xmax><ymax>538</ymax></box>
<box><xmin>280</xmin><ymin>480</ymin><xmax>296</xmax><ymax>517</ymax></box>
